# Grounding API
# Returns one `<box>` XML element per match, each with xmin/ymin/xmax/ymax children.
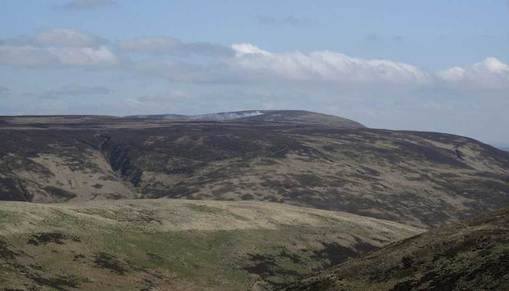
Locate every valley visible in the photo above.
<box><xmin>0</xmin><ymin>110</ymin><xmax>508</xmax><ymax>290</ymax></box>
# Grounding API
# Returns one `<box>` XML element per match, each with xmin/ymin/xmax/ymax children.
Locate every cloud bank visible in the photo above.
<box><xmin>231</xmin><ymin>43</ymin><xmax>429</xmax><ymax>84</ymax></box>
<box><xmin>1</xmin><ymin>29</ymin><xmax>507</xmax><ymax>90</ymax></box>
<box><xmin>0</xmin><ymin>29</ymin><xmax>116</xmax><ymax>67</ymax></box>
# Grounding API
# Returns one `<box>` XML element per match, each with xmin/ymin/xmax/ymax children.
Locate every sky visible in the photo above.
<box><xmin>0</xmin><ymin>0</ymin><xmax>508</xmax><ymax>145</ymax></box>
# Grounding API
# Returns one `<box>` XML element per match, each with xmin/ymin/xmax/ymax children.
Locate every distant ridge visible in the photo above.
<box><xmin>128</xmin><ymin>110</ymin><xmax>366</xmax><ymax>128</ymax></box>
<box><xmin>0</xmin><ymin>110</ymin><xmax>364</xmax><ymax>129</ymax></box>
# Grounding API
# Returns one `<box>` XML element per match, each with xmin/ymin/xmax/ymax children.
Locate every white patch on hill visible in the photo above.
<box><xmin>190</xmin><ymin>111</ymin><xmax>264</xmax><ymax>121</ymax></box>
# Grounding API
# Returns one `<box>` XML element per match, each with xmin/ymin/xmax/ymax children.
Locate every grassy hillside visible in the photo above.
<box><xmin>1</xmin><ymin>113</ymin><xmax>508</xmax><ymax>227</ymax></box>
<box><xmin>286</xmin><ymin>207</ymin><xmax>509</xmax><ymax>291</ymax></box>
<box><xmin>0</xmin><ymin>199</ymin><xmax>421</xmax><ymax>290</ymax></box>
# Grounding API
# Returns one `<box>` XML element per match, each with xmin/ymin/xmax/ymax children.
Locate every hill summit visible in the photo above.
<box><xmin>129</xmin><ymin>110</ymin><xmax>366</xmax><ymax>129</ymax></box>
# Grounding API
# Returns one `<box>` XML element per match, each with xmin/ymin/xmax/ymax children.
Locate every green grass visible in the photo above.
<box><xmin>184</xmin><ymin>203</ymin><xmax>224</xmax><ymax>214</ymax></box>
<box><xmin>0</xmin><ymin>209</ymin><xmax>16</xmax><ymax>224</ymax></box>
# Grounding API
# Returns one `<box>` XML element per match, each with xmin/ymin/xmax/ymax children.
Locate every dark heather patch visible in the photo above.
<box><xmin>94</xmin><ymin>252</ymin><xmax>128</xmax><ymax>275</ymax></box>
<box><xmin>29</xmin><ymin>273</ymin><xmax>82</xmax><ymax>290</ymax></box>
<box><xmin>27</xmin><ymin>232</ymin><xmax>79</xmax><ymax>246</ymax></box>
<box><xmin>293</xmin><ymin>174</ymin><xmax>323</xmax><ymax>187</ymax></box>
<box><xmin>241</xmin><ymin>193</ymin><xmax>254</xmax><ymax>200</ymax></box>
<box><xmin>311</xmin><ymin>242</ymin><xmax>359</xmax><ymax>267</ymax></box>
<box><xmin>43</xmin><ymin>186</ymin><xmax>77</xmax><ymax>200</ymax></box>
<box><xmin>244</xmin><ymin>253</ymin><xmax>300</xmax><ymax>278</ymax></box>
<box><xmin>0</xmin><ymin>239</ymin><xmax>16</xmax><ymax>260</ymax></box>
<box><xmin>244</xmin><ymin>254</ymin><xmax>277</xmax><ymax>277</ymax></box>
<box><xmin>0</xmin><ymin>177</ymin><xmax>31</xmax><ymax>201</ymax></box>
<box><xmin>146</xmin><ymin>252</ymin><xmax>165</xmax><ymax>265</ymax></box>
<box><xmin>394</xmin><ymin>141</ymin><xmax>467</xmax><ymax>167</ymax></box>
<box><xmin>140</xmin><ymin>278</ymin><xmax>158</xmax><ymax>291</ymax></box>
<box><xmin>279</xmin><ymin>249</ymin><xmax>302</xmax><ymax>264</ymax></box>
<box><xmin>353</xmin><ymin>241</ymin><xmax>378</xmax><ymax>253</ymax></box>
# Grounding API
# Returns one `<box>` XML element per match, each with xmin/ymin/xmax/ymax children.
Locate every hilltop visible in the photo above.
<box><xmin>128</xmin><ymin>110</ymin><xmax>366</xmax><ymax>128</ymax></box>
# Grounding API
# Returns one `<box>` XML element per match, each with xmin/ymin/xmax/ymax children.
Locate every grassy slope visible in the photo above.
<box><xmin>0</xmin><ymin>199</ymin><xmax>421</xmax><ymax>290</ymax></box>
<box><xmin>286</xmin><ymin>208</ymin><xmax>509</xmax><ymax>291</ymax></box>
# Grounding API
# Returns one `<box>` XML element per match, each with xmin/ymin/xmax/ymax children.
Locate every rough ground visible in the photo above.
<box><xmin>0</xmin><ymin>110</ymin><xmax>508</xmax><ymax>290</ymax></box>
<box><xmin>284</xmin><ymin>207</ymin><xmax>509</xmax><ymax>291</ymax></box>
<box><xmin>0</xmin><ymin>199</ymin><xmax>421</xmax><ymax>290</ymax></box>
<box><xmin>1</xmin><ymin>111</ymin><xmax>508</xmax><ymax>227</ymax></box>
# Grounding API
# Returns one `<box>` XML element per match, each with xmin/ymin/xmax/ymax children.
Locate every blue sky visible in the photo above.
<box><xmin>0</xmin><ymin>0</ymin><xmax>508</xmax><ymax>145</ymax></box>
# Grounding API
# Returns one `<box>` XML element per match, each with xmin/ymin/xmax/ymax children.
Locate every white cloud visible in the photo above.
<box><xmin>2</xmin><ymin>31</ymin><xmax>507</xmax><ymax>94</ymax></box>
<box><xmin>0</xmin><ymin>29</ymin><xmax>117</xmax><ymax>67</ymax></box>
<box><xmin>48</xmin><ymin>46</ymin><xmax>117</xmax><ymax>65</ymax></box>
<box><xmin>437</xmin><ymin>66</ymin><xmax>465</xmax><ymax>82</ymax></box>
<box><xmin>62</xmin><ymin>0</ymin><xmax>115</xmax><ymax>10</ymax></box>
<box><xmin>230</xmin><ymin>43</ymin><xmax>429</xmax><ymax>84</ymax></box>
<box><xmin>130</xmin><ymin>42</ymin><xmax>507</xmax><ymax>90</ymax></box>
<box><xmin>124</xmin><ymin>42</ymin><xmax>432</xmax><ymax>85</ymax></box>
<box><xmin>232</xmin><ymin>43</ymin><xmax>271</xmax><ymax>57</ymax></box>
<box><xmin>35</xmin><ymin>29</ymin><xmax>103</xmax><ymax>47</ymax></box>
<box><xmin>481</xmin><ymin>57</ymin><xmax>509</xmax><ymax>73</ymax></box>
<box><xmin>437</xmin><ymin>57</ymin><xmax>509</xmax><ymax>89</ymax></box>
<box><xmin>0</xmin><ymin>45</ymin><xmax>117</xmax><ymax>66</ymax></box>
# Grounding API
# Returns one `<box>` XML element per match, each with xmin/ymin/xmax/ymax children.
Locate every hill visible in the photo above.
<box><xmin>199</xmin><ymin>110</ymin><xmax>365</xmax><ymax>128</ymax></box>
<box><xmin>0</xmin><ymin>111</ymin><xmax>509</xmax><ymax>227</ymax></box>
<box><xmin>127</xmin><ymin>110</ymin><xmax>366</xmax><ymax>128</ymax></box>
<box><xmin>0</xmin><ymin>199</ymin><xmax>421</xmax><ymax>290</ymax></box>
<box><xmin>286</xmin><ymin>207</ymin><xmax>509</xmax><ymax>291</ymax></box>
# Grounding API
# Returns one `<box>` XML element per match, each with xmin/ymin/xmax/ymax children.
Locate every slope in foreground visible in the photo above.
<box><xmin>286</xmin><ymin>207</ymin><xmax>509</xmax><ymax>291</ymax></box>
<box><xmin>0</xmin><ymin>199</ymin><xmax>421</xmax><ymax>290</ymax></box>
